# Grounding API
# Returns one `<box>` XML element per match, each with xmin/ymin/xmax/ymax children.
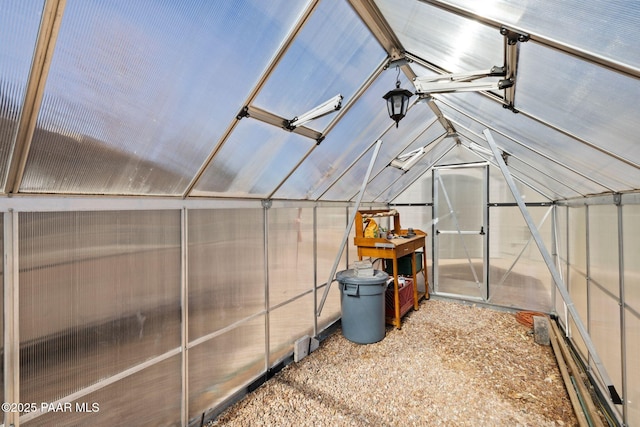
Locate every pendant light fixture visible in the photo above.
<box><xmin>382</xmin><ymin>66</ymin><xmax>413</xmax><ymax>128</ymax></box>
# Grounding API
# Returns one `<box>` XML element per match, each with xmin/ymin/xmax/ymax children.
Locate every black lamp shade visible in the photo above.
<box><xmin>382</xmin><ymin>86</ymin><xmax>413</xmax><ymax>127</ymax></box>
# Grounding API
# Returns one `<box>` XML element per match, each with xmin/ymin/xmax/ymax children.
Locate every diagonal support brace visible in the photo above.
<box><xmin>483</xmin><ymin>128</ymin><xmax>622</xmax><ymax>405</ymax></box>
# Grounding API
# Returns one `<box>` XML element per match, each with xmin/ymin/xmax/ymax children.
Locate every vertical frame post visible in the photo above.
<box><xmin>4</xmin><ymin>210</ymin><xmax>19</xmax><ymax>427</ymax></box>
<box><xmin>181</xmin><ymin>208</ymin><xmax>188</xmax><ymax>427</ymax></box>
<box><xmin>617</xmin><ymin>197</ymin><xmax>628</xmax><ymax>423</ymax></box>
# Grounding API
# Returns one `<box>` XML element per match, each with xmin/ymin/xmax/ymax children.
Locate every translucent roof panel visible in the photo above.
<box><xmin>320</xmin><ymin>98</ymin><xmax>437</xmax><ymax>202</ymax></box>
<box><xmin>453</xmin><ymin>128</ymin><xmax>553</xmax><ymax>202</ymax></box>
<box><xmin>380</xmin><ymin>136</ymin><xmax>457</xmax><ymax>202</ymax></box>
<box><xmin>436</xmin><ymin>93</ymin><xmax>640</xmax><ymax>196</ymax></box>
<box><xmin>253</xmin><ymin>0</ymin><xmax>386</xmax><ymax>132</ymax></box>
<box><xmin>487</xmin><ymin>162</ymin><xmax>552</xmax><ymax>204</ymax></box>
<box><xmin>192</xmin><ymin>119</ymin><xmax>315</xmax><ymax>198</ymax></box>
<box><xmin>273</xmin><ymin>71</ymin><xmax>421</xmax><ymax>200</ymax></box>
<box><xmin>375</xmin><ymin>0</ymin><xmax>503</xmax><ymax>72</ymax></box>
<box><xmin>517</xmin><ymin>42</ymin><xmax>640</xmax><ymax>165</ymax></box>
<box><xmin>0</xmin><ymin>0</ymin><xmax>43</xmax><ymax>188</ymax></box>
<box><xmin>362</xmin><ymin>127</ymin><xmax>450</xmax><ymax>201</ymax></box>
<box><xmin>430</xmin><ymin>0</ymin><xmax>640</xmax><ymax>69</ymax></box>
<box><xmin>20</xmin><ymin>0</ymin><xmax>308</xmax><ymax>195</ymax></box>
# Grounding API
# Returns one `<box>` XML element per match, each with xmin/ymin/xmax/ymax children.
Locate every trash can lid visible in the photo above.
<box><xmin>336</xmin><ymin>269</ymin><xmax>389</xmax><ymax>285</ymax></box>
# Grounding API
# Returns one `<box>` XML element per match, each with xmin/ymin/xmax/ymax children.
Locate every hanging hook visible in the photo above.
<box><xmin>395</xmin><ymin>65</ymin><xmax>401</xmax><ymax>88</ymax></box>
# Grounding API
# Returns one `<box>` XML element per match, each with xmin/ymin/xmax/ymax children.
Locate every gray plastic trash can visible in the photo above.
<box><xmin>336</xmin><ymin>269</ymin><xmax>389</xmax><ymax>344</ymax></box>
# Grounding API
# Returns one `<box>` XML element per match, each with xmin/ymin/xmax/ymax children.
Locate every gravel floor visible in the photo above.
<box><xmin>210</xmin><ymin>299</ymin><xmax>578</xmax><ymax>426</ymax></box>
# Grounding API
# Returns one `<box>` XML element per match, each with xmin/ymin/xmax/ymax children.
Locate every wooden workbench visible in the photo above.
<box><xmin>354</xmin><ymin>209</ymin><xmax>429</xmax><ymax>328</ymax></box>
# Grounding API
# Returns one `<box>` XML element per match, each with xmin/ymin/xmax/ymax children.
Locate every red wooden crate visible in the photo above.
<box><xmin>385</xmin><ymin>277</ymin><xmax>414</xmax><ymax>319</ymax></box>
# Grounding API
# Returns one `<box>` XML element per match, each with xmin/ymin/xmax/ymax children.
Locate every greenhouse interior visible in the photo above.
<box><xmin>1</xmin><ymin>0</ymin><xmax>639</xmax><ymax>426</ymax></box>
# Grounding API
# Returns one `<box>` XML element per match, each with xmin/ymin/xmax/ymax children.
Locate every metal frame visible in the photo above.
<box><xmin>1</xmin><ymin>191</ymin><xmax>638</xmax><ymax>424</ymax></box>
<box><xmin>417</xmin><ymin>0</ymin><xmax>640</xmax><ymax>81</ymax></box>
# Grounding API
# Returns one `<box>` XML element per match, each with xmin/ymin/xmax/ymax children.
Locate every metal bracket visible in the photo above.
<box><xmin>236</xmin><ymin>106</ymin><xmax>250</xmax><ymax>120</ymax></box>
<box><xmin>500</xmin><ymin>26</ymin><xmax>530</xmax><ymax>45</ymax></box>
<box><xmin>261</xmin><ymin>199</ymin><xmax>272</xmax><ymax>209</ymax></box>
<box><xmin>613</xmin><ymin>193</ymin><xmax>622</xmax><ymax>206</ymax></box>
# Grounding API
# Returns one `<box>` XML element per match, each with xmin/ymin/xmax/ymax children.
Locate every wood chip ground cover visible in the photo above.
<box><xmin>211</xmin><ymin>299</ymin><xmax>578</xmax><ymax>426</ymax></box>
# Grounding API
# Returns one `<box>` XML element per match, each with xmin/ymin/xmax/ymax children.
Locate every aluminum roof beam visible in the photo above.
<box><xmin>419</xmin><ymin>0</ymin><xmax>640</xmax><ymax>81</ymax></box>
<box><xmin>349</xmin><ymin>0</ymin><xmax>461</xmax><ymax>143</ymax></box>
<box><xmin>4</xmin><ymin>0</ymin><xmax>66</xmax><ymax>194</ymax></box>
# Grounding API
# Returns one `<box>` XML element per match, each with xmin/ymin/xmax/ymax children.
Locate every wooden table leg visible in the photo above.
<box><xmin>422</xmin><ymin>249</ymin><xmax>429</xmax><ymax>299</ymax></box>
<box><xmin>392</xmin><ymin>257</ymin><xmax>400</xmax><ymax>329</ymax></box>
<box><xmin>411</xmin><ymin>251</ymin><xmax>419</xmax><ymax>310</ymax></box>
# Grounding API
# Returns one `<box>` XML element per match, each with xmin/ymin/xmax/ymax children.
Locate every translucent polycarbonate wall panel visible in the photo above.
<box><xmin>192</xmin><ymin>120</ymin><xmax>315</xmax><ymax>198</ymax></box>
<box><xmin>487</xmin><ymin>164</ymin><xmax>550</xmax><ymax>204</ymax></box>
<box><xmin>518</xmin><ymin>42</ymin><xmax>640</xmax><ymax>167</ymax></box>
<box><xmin>440</xmin><ymin>101</ymin><xmax>603</xmax><ymax>197</ymax></box>
<box><xmin>627</xmin><ymin>309</ymin><xmax>640</xmax><ymax>426</ymax></box>
<box><xmin>363</xmin><ymin>167</ymin><xmax>407</xmax><ymax>201</ymax></box>
<box><xmin>624</xmin><ymin>204</ymin><xmax>640</xmax><ymax>425</ymax></box>
<box><xmin>268</xmin><ymin>207</ymin><xmax>314</xmax><ymax>307</ymax></box>
<box><xmin>380</xmin><ymin>138</ymin><xmax>458</xmax><ymax>202</ymax></box>
<box><xmin>376</xmin><ymin>0</ymin><xmax>503</xmax><ymax>73</ymax></box>
<box><xmin>19</xmin><ymin>211</ymin><xmax>181</xmax><ymax>405</ymax></box>
<box><xmin>494</xmin><ymin>156</ymin><xmax>576</xmax><ymax>201</ymax></box>
<box><xmin>23</xmin><ymin>354</ymin><xmax>182</xmax><ymax>427</ymax></box>
<box><xmin>269</xmin><ymin>293</ymin><xmax>314</xmax><ymax>365</ymax></box>
<box><xmin>451</xmin><ymin>126</ymin><xmax>559</xmax><ymax>201</ymax></box>
<box><xmin>317</xmin><ymin>286</ymin><xmax>340</xmax><ymax>332</ymax></box>
<box><xmin>589</xmin><ymin>205</ymin><xmax>620</xmax><ymax>298</ymax></box>
<box><xmin>437</xmin><ymin>94</ymin><xmax>633</xmax><ymax>195</ymax></box>
<box><xmin>275</xmin><ymin>72</ymin><xmax>417</xmax><ymax>201</ymax></box>
<box><xmin>20</xmin><ymin>0</ymin><xmax>307</xmax><ymax>195</ymax></box>
<box><xmin>488</xmin><ymin>207</ymin><xmax>553</xmax><ymax>312</ymax></box>
<box><xmin>188</xmin><ymin>315</ymin><xmax>266</xmax><ymax>421</ymax></box>
<box><xmin>392</xmin><ymin>167</ymin><xmax>432</xmax><ymax>204</ymax></box>
<box><xmin>0</xmin><ymin>1</ymin><xmax>43</xmax><ymax>187</ymax></box>
<box><xmin>438</xmin><ymin>0</ymin><xmax>640</xmax><ymax>69</ymax></box>
<box><xmin>364</xmin><ymin>124</ymin><xmax>453</xmax><ymax>202</ymax></box>
<box><xmin>322</xmin><ymin>103</ymin><xmax>436</xmax><ymax>201</ymax></box>
<box><xmin>0</xmin><ymin>215</ymin><xmax>3</xmax><ymax>405</ymax></box>
<box><xmin>316</xmin><ymin>207</ymin><xmax>348</xmax><ymax>329</ymax></box>
<box><xmin>568</xmin><ymin>206</ymin><xmax>588</xmax><ymax>358</ymax></box>
<box><xmin>188</xmin><ymin>208</ymin><xmax>265</xmax><ymax>340</ymax></box>
<box><xmin>588</xmin><ymin>205</ymin><xmax>622</xmax><ymax>397</ymax></box>
<box><xmin>253</xmin><ymin>0</ymin><xmax>385</xmax><ymax>132</ymax></box>
<box><xmin>589</xmin><ymin>284</ymin><xmax>622</xmax><ymax>397</ymax></box>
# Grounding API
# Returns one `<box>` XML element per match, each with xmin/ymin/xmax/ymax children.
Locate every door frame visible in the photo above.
<box><xmin>432</xmin><ymin>162</ymin><xmax>489</xmax><ymax>301</ymax></box>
